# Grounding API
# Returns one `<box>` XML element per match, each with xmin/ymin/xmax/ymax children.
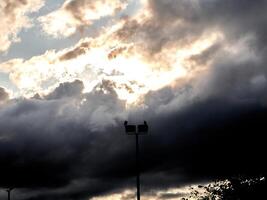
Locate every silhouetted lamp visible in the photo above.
<box><xmin>124</xmin><ymin>121</ymin><xmax>136</xmax><ymax>134</ymax></box>
<box><xmin>137</xmin><ymin>121</ymin><xmax>148</xmax><ymax>134</ymax></box>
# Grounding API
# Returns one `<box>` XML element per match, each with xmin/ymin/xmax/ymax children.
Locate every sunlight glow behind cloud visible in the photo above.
<box><xmin>0</xmin><ymin>0</ymin><xmax>224</xmax><ymax>105</ymax></box>
<box><xmin>0</xmin><ymin>29</ymin><xmax>221</xmax><ymax>105</ymax></box>
<box><xmin>0</xmin><ymin>0</ymin><xmax>224</xmax><ymax>106</ymax></box>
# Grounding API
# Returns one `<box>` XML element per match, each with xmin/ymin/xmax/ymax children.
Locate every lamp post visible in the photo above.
<box><xmin>124</xmin><ymin>121</ymin><xmax>148</xmax><ymax>200</ymax></box>
<box><xmin>6</xmin><ymin>188</ymin><xmax>14</xmax><ymax>200</ymax></box>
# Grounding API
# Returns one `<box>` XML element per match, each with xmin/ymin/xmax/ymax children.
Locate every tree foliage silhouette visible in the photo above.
<box><xmin>183</xmin><ymin>176</ymin><xmax>266</xmax><ymax>200</ymax></box>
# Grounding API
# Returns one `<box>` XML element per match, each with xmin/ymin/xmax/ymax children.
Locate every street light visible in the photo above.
<box><xmin>124</xmin><ymin>121</ymin><xmax>149</xmax><ymax>200</ymax></box>
<box><xmin>6</xmin><ymin>188</ymin><xmax>14</xmax><ymax>200</ymax></box>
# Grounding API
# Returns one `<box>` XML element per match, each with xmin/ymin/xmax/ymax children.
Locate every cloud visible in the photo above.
<box><xmin>44</xmin><ymin>79</ymin><xmax>84</xmax><ymax>100</ymax></box>
<box><xmin>0</xmin><ymin>0</ymin><xmax>44</xmax><ymax>52</ymax></box>
<box><xmin>59</xmin><ymin>39</ymin><xmax>92</xmax><ymax>61</ymax></box>
<box><xmin>0</xmin><ymin>79</ymin><xmax>129</xmax><ymax>198</ymax></box>
<box><xmin>38</xmin><ymin>0</ymin><xmax>129</xmax><ymax>38</ymax></box>
<box><xmin>0</xmin><ymin>66</ymin><xmax>266</xmax><ymax>199</ymax></box>
<box><xmin>1</xmin><ymin>0</ymin><xmax>267</xmax><ymax>199</ymax></box>
<box><xmin>0</xmin><ymin>42</ymin><xmax>98</xmax><ymax>97</ymax></box>
<box><xmin>0</xmin><ymin>87</ymin><xmax>9</xmax><ymax>102</ymax></box>
<box><xmin>91</xmin><ymin>186</ymin><xmax>190</xmax><ymax>200</ymax></box>
<box><xmin>0</xmin><ymin>18</ymin><xmax>217</xmax><ymax>102</ymax></box>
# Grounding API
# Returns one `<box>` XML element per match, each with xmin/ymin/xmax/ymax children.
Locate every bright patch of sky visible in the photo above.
<box><xmin>0</xmin><ymin>0</ymin><xmax>139</xmax><ymax>61</ymax></box>
<box><xmin>0</xmin><ymin>0</ymin><xmax>140</xmax><ymax>96</ymax></box>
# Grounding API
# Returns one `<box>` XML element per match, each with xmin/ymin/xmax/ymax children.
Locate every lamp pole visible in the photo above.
<box><xmin>124</xmin><ymin>121</ymin><xmax>148</xmax><ymax>200</ymax></box>
<box><xmin>6</xmin><ymin>188</ymin><xmax>14</xmax><ymax>200</ymax></box>
<box><xmin>135</xmin><ymin>133</ymin><xmax>140</xmax><ymax>200</ymax></box>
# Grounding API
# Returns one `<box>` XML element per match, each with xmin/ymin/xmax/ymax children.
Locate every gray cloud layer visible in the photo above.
<box><xmin>1</xmin><ymin>0</ymin><xmax>267</xmax><ymax>199</ymax></box>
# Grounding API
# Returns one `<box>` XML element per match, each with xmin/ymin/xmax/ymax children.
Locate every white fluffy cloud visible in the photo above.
<box><xmin>39</xmin><ymin>0</ymin><xmax>129</xmax><ymax>37</ymax></box>
<box><xmin>0</xmin><ymin>0</ymin><xmax>44</xmax><ymax>52</ymax></box>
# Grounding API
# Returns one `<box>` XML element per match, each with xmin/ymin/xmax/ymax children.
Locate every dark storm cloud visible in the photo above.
<box><xmin>0</xmin><ymin>74</ymin><xmax>266</xmax><ymax>200</ymax></box>
<box><xmin>116</xmin><ymin>0</ymin><xmax>267</xmax><ymax>58</ymax></box>
<box><xmin>0</xmin><ymin>81</ymin><xmax>266</xmax><ymax>200</ymax></box>
<box><xmin>0</xmin><ymin>80</ymin><xmax>128</xmax><ymax>199</ymax></box>
<box><xmin>1</xmin><ymin>0</ymin><xmax>267</xmax><ymax>199</ymax></box>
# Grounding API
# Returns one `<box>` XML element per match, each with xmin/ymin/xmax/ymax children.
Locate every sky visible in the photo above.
<box><xmin>0</xmin><ymin>0</ymin><xmax>266</xmax><ymax>199</ymax></box>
